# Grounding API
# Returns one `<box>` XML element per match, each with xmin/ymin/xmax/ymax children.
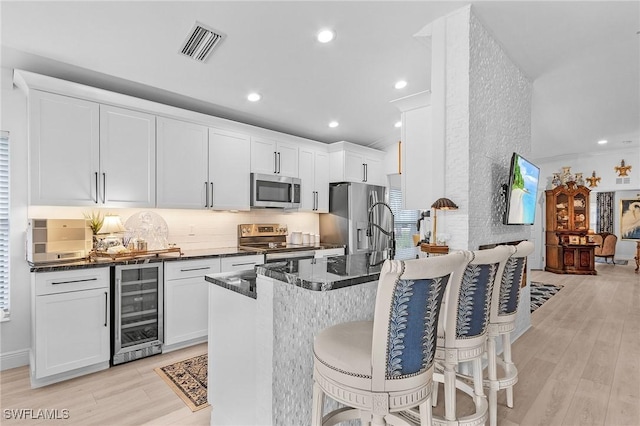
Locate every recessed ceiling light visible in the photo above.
<box><xmin>247</xmin><ymin>93</ymin><xmax>261</xmax><ymax>102</ymax></box>
<box><xmin>597</xmin><ymin>139</ymin><xmax>608</xmax><ymax>145</ymax></box>
<box><xmin>317</xmin><ymin>29</ymin><xmax>336</xmax><ymax>43</ymax></box>
<box><xmin>394</xmin><ymin>121</ymin><xmax>402</xmax><ymax>128</ymax></box>
<box><xmin>394</xmin><ymin>80</ymin><xmax>407</xmax><ymax>89</ymax></box>
<box><xmin>328</xmin><ymin>121</ymin><xmax>339</xmax><ymax>128</ymax></box>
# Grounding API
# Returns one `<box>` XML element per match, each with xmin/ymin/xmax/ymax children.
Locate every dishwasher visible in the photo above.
<box><xmin>112</xmin><ymin>263</ymin><xmax>163</xmax><ymax>365</ymax></box>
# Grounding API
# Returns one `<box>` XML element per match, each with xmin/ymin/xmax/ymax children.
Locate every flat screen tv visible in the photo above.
<box><xmin>504</xmin><ymin>152</ymin><xmax>540</xmax><ymax>225</ymax></box>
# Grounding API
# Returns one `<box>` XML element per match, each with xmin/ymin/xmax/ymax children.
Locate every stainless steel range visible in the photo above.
<box><xmin>238</xmin><ymin>224</ymin><xmax>316</xmax><ymax>262</ymax></box>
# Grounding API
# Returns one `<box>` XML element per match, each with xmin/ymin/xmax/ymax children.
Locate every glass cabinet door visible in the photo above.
<box><xmin>573</xmin><ymin>193</ymin><xmax>587</xmax><ymax>231</ymax></box>
<box><xmin>555</xmin><ymin>193</ymin><xmax>569</xmax><ymax>231</ymax></box>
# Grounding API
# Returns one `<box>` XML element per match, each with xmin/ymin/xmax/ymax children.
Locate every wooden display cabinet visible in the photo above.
<box><xmin>545</xmin><ymin>182</ymin><xmax>596</xmax><ymax>275</ymax></box>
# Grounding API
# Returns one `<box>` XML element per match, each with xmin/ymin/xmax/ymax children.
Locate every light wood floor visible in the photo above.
<box><xmin>1</xmin><ymin>261</ymin><xmax>638</xmax><ymax>425</ymax></box>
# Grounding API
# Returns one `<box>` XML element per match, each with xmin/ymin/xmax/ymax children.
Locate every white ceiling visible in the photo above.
<box><xmin>1</xmin><ymin>1</ymin><xmax>638</xmax><ymax>161</ymax></box>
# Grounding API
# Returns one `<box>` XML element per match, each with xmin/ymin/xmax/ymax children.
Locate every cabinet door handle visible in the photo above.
<box><xmin>364</xmin><ymin>163</ymin><xmax>368</xmax><ymax>182</ymax></box>
<box><xmin>204</xmin><ymin>182</ymin><xmax>209</xmax><ymax>207</ymax></box>
<box><xmin>315</xmin><ymin>191</ymin><xmax>318</xmax><ymax>211</ymax></box>
<box><xmin>51</xmin><ymin>277</ymin><xmax>98</xmax><ymax>285</ymax></box>
<box><xmin>102</xmin><ymin>172</ymin><xmax>106</xmax><ymax>203</ymax></box>
<box><xmin>277</xmin><ymin>152</ymin><xmax>281</xmax><ymax>174</ymax></box>
<box><xmin>362</xmin><ymin>164</ymin><xmax>366</xmax><ymax>182</ymax></box>
<box><xmin>104</xmin><ymin>291</ymin><xmax>108</xmax><ymax>327</ymax></box>
<box><xmin>274</xmin><ymin>152</ymin><xmax>278</xmax><ymax>174</ymax></box>
<box><xmin>180</xmin><ymin>266</ymin><xmax>211</xmax><ymax>272</ymax></box>
<box><xmin>210</xmin><ymin>182</ymin><xmax>214</xmax><ymax>207</ymax></box>
<box><xmin>115</xmin><ymin>278</ymin><xmax>121</xmax><ymax>340</ymax></box>
<box><xmin>231</xmin><ymin>262</ymin><xmax>256</xmax><ymax>267</ymax></box>
<box><xmin>94</xmin><ymin>172</ymin><xmax>99</xmax><ymax>204</ymax></box>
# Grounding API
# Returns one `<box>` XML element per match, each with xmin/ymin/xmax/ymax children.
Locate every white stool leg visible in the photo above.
<box><xmin>444</xmin><ymin>362</ymin><xmax>457</xmax><ymax>421</ymax></box>
<box><xmin>311</xmin><ymin>381</ymin><xmax>324</xmax><ymax>426</ymax></box>
<box><xmin>472</xmin><ymin>357</ymin><xmax>486</xmax><ymax>405</ymax></box>
<box><xmin>502</xmin><ymin>332</ymin><xmax>515</xmax><ymax>408</ymax></box>
<box><xmin>372</xmin><ymin>414</ymin><xmax>386</xmax><ymax>426</ymax></box>
<box><xmin>419</xmin><ymin>397</ymin><xmax>433</xmax><ymax>425</ymax></box>
<box><xmin>487</xmin><ymin>334</ymin><xmax>498</xmax><ymax>426</ymax></box>
<box><xmin>432</xmin><ymin>379</ymin><xmax>439</xmax><ymax>407</ymax></box>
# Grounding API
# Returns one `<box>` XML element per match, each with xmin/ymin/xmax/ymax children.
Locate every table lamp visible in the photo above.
<box><xmin>98</xmin><ymin>214</ymin><xmax>126</xmax><ymax>246</ymax></box>
<box><xmin>431</xmin><ymin>197</ymin><xmax>458</xmax><ymax>245</ymax></box>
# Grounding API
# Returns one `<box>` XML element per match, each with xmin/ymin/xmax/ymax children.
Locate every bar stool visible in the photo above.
<box><xmin>311</xmin><ymin>252</ymin><xmax>471</xmax><ymax>426</ymax></box>
<box><xmin>485</xmin><ymin>241</ymin><xmax>534</xmax><ymax>426</ymax></box>
<box><xmin>432</xmin><ymin>245</ymin><xmax>514</xmax><ymax>426</ymax></box>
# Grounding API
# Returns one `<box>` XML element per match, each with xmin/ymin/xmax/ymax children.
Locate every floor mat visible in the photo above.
<box><xmin>530</xmin><ymin>282</ymin><xmax>563</xmax><ymax>313</ymax></box>
<box><xmin>155</xmin><ymin>354</ymin><xmax>209</xmax><ymax>412</ymax></box>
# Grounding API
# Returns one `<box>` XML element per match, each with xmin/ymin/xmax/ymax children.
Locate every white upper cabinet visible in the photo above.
<box><xmin>299</xmin><ymin>147</ymin><xmax>329</xmax><ymax>212</ymax></box>
<box><xmin>29</xmin><ymin>90</ymin><xmax>100</xmax><ymax>206</ymax></box>
<box><xmin>251</xmin><ymin>137</ymin><xmax>298</xmax><ymax>177</ymax></box>
<box><xmin>156</xmin><ymin>117</ymin><xmax>209</xmax><ymax>209</ymax></box>
<box><xmin>391</xmin><ymin>91</ymin><xmax>441</xmax><ymax>210</ymax></box>
<box><xmin>28</xmin><ymin>90</ymin><xmax>156</xmax><ymax>207</ymax></box>
<box><xmin>99</xmin><ymin>105</ymin><xmax>156</xmax><ymax>207</ymax></box>
<box><xmin>156</xmin><ymin>119</ymin><xmax>250</xmax><ymax>210</ymax></box>
<box><xmin>329</xmin><ymin>141</ymin><xmax>386</xmax><ymax>187</ymax></box>
<box><xmin>209</xmin><ymin>128</ymin><xmax>251</xmax><ymax>210</ymax></box>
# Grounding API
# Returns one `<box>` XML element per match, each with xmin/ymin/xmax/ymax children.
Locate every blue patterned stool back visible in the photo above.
<box><xmin>439</xmin><ymin>245</ymin><xmax>514</xmax><ymax>350</ymax></box>
<box><xmin>372</xmin><ymin>251</ymin><xmax>471</xmax><ymax>390</ymax></box>
<box><xmin>385</xmin><ymin>275</ymin><xmax>449</xmax><ymax>378</ymax></box>
<box><xmin>490</xmin><ymin>241</ymin><xmax>535</xmax><ymax>322</ymax></box>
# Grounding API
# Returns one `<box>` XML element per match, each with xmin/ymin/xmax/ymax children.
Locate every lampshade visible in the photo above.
<box><xmin>98</xmin><ymin>214</ymin><xmax>125</xmax><ymax>235</ymax></box>
<box><xmin>431</xmin><ymin>197</ymin><xmax>459</xmax><ymax>210</ymax></box>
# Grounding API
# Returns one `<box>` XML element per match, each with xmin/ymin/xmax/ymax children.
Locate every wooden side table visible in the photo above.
<box><xmin>420</xmin><ymin>243</ymin><xmax>449</xmax><ymax>257</ymax></box>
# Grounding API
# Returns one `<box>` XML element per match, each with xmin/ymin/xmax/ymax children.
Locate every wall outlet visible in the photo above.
<box><xmin>188</xmin><ymin>225</ymin><xmax>195</xmax><ymax>236</ymax></box>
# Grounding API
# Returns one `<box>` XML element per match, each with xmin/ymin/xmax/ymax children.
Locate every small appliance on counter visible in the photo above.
<box><xmin>26</xmin><ymin>219</ymin><xmax>92</xmax><ymax>265</ymax></box>
<box><xmin>238</xmin><ymin>223</ymin><xmax>316</xmax><ymax>262</ymax></box>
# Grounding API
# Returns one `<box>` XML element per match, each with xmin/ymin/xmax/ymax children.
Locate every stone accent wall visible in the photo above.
<box><xmin>431</xmin><ymin>6</ymin><xmax>533</xmax><ymax>252</ymax></box>
<box><xmin>468</xmin><ymin>11</ymin><xmax>533</xmax><ymax>250</ymax></box>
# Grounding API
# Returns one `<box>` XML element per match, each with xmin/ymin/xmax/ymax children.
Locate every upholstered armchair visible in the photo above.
<box><xmin>593</xmin><ymin>232</ymin><xmax>617</xmax><ymax>264</ymax></box>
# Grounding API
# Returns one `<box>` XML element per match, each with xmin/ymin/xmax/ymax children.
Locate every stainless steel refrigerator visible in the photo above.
<box><xmin>319</xmin><ymin>182</ymin><xmax>392</xmax><ymax>255</ymax></box>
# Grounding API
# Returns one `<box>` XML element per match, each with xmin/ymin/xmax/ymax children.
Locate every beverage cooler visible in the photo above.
<box><xmin>112</xmin><ymin>263</ymin><xmax>163</xmax><ymax>365</ymax></box>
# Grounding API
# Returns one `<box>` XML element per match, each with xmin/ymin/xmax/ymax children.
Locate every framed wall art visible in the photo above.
<box><xmin>620</xmin><ymin>198</ymin><xmax>640</xmax><ymax>241</ymax></box>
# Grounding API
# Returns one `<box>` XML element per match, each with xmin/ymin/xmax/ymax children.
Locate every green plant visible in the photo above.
<box><xmin>83</xmin><ymin>211</ymin><xmax>104</xmax><ymax>235</ymax></box>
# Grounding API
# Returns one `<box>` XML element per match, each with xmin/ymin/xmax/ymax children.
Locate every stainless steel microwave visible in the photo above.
<box><xmin>250</xmin><ymin>173</ymin><xmax>301</xmax><ymax>209</ymax></box>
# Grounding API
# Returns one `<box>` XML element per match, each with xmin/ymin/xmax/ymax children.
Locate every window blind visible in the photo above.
<box><xmin>0</xmin><ymin>131</ymin><xmax>9</xmax><ymax>320</ymax></box>
<box><xmin>388</xmin><ymin>187</ymin><xmax>419</xmax><ymax>260</ymax></box>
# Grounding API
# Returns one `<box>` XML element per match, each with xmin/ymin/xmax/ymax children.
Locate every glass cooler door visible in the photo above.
<box><xmin>113</xmin><ymin>263</ymin><xmax>163</xmax><ymax>364</ymax></box>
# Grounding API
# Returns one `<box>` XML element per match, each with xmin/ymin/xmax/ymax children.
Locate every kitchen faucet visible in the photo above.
<box><xmin>366</xmin><ymin>201</ymin><xmax>396</xmax><ymax>260</ymax></box>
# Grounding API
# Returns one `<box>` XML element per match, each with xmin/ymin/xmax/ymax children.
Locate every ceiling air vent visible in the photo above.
<box><xmin>180</xmin><ymin>22</ymin><xmax>224</xmax><ymax>62</ymax></box>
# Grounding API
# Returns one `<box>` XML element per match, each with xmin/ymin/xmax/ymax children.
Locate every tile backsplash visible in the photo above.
<box><xmin>27</xmin><ymin>206</ymin><xmax>320</xmax><ymax>250</ymax></box>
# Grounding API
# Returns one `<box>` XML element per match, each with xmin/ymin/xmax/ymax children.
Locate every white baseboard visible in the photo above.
<box><xmin>0</xmin><ymin>348</ymin><xmax>30</xmax><ymax>371</ymax></box>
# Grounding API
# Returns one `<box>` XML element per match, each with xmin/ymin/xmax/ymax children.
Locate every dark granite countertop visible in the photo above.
<box><xmin>205</xmin><ymin>252</ymin><xmax>386</xmax><ymax>299</ymax></box>
<box><xmin>205</xmin><ymin>270</ymin><xmax>258</xmax><ymax>299</ymax></box>
<box><xmin>256</xmin><ymin>251</ymin><xmax>385</xmax><ymax>291</ymax></box>
<box><xmin>29</xmin><ymin>247</ymin><xmax>263</xmax><ymax>273</ymax></box>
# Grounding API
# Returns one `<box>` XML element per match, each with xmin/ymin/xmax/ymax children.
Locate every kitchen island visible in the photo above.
<box><xmin>205</xmin><ymin>252</ymin><xmax>387</xmax><ymax>426</ymax></box>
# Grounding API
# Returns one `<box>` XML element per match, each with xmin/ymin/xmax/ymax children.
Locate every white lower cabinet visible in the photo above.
<box><xmin>164</xmin><ymin>254</ymin><xmax>263</xmax><ymax>351</ymax></box>
<box><xmin>220</xmin><ymin>254</ymin><xmax>265</xmax><ymax>272</ymax></box>
<box><xmin>31</xmin><ymin>268</ymin><xmax>110</xmax><ymax>387</ymax></box>
<box><xmin>314</xmin><ymin>247</ymin><xmax>345</xmax><ymax>258</ymax></box>
<box><xmin>164</xmin><ymin>258</ymin><xmax>221</xmax><ymax>349</ymax></box>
